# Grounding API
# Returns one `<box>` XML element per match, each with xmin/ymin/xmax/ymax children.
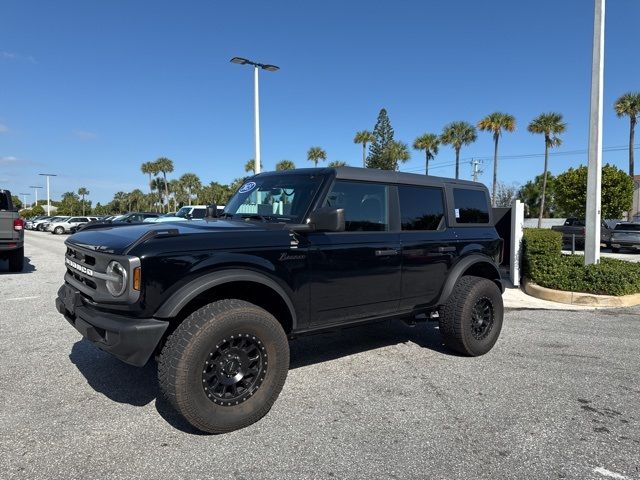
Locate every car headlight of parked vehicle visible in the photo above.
<box><xmin>105</xmin><ymin>261</ymin><xmax>128</xmax><ymax>297</ymax></box>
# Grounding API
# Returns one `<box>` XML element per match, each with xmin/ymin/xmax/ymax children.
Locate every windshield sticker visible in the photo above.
<box><xmin>239</xmin><ymin>181</ymin><xmax>257</xmax><ymax>194</ymax></box>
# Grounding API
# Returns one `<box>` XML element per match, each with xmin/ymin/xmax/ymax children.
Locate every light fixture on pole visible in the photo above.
<box><xmin>584</xmin><ymin>0</ymin><xmax>605</xmax><ymax>265</ymax></box>
<box><xmin>230</xmin><ymin>57</ymin><xmax>280</xmax><ymax>175</ymax></box>
<box><xmin>19</xmin><ymin>192</ymin><xmax>30</xmax><ymax>208</ymax></box>
<box><xmin>39</xmin><ymin>173</ymin><xmax>57</xmax><ymax>216</ymax></box>
<box><xmin>29</xmin><ymin>185</ymin><xmax>43</xmax><ymax>208</ymax></box>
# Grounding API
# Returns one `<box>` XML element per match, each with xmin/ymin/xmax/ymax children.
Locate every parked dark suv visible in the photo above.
<box><xmin>56</xmin><ymin>167</ymin><xmax>504</xmax><ymax>433</ymax></box>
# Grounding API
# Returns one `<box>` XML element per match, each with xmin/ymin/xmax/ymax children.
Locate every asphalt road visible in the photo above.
<box><xmin>1</xmin><ymin>232</ymin><xmax>639</xmax><ymax>480</ymax></box>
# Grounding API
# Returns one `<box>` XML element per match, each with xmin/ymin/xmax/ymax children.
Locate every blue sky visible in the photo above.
<box><xmin>1</xmin><ymin>0</ymin><xmax>639</xmax><ymax>205</ymax></box>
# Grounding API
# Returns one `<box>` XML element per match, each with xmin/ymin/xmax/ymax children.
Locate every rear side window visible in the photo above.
<box><xmin>0</xmin><ymin>192</ymin><xmax>10</xmax><ymax>210</ymax></box>
<box><xmin>324</xmin><ymin>181</ymin><xmax>388</xmax><ymax>231</ymax></box>
<box><xmin>398</xmin><ymin>185</ymin><xmax>445</xmax><ymax>231</ymax></box>
<box><xmin>453</xmin><ymin>188</ymin><xmax>489</xmax><ymax>224</ymax></box>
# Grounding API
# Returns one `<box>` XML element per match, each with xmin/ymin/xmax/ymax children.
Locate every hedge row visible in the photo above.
<box><xmin>523</xmin><ymin>229</ymin><xmax>640</xmax><ymax>296</ymax></box>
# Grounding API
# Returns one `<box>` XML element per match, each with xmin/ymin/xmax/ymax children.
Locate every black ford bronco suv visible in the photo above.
<box><xmin>56</xmin><ymin>167</ymin><xmax>504</xmax><ymax>433</ymax></box>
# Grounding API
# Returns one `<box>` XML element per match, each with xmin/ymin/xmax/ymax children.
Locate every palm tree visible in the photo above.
<box><xmin>179</xmin><ymin>173</ymin><xmax>201</xmax><ymax>206</ymax></box>
<box><xmin>140</xmin><ymin>161</ymin><xmax>157</xmax><ymax>196</ymax></box>
<box><xmin>328</xmin><ymin>160</ymin><xmax>347</xmax><ymax>167</ymax></box>
<box><xmin>385</xmin><ymin>140</ymin><xmax>410</xmax><ymax>171</ymax></box>
<box><xmin>307</xmin><ymin>147</ymin><xmax>327</xmax><ymax>167</ymax></box>
<box><xmin>275</xmin><ymin>160</ymin><xmax>296</xmax><ymax>171</ymax></box>
<box><xmin>154</xmin><ymin>157</ymin><xmax>174</xmax><ymax>212</ymax></box>
<box><xmin>477</xmin><ymin>112</ymin><xmax>516</xmax><ymax>206</ymax></box>
<box><xmin>353</xmin><ymin>130</ymin><xmax>375</xmax><ymax>168</ymax></box>
<box><xmin>527</xmin><ymin>112</ymin><xmax>567</xmax><ymax>228</ymax></box>
<box><xmin>77</xmin><ymin>187</ymin><xmax>89</xmax><ymax>215</ymax></box>
<box><xmin>129</xmin><ymin>189</ymin><xmax>144</xmax><ymax>211</ymax></box>
<box><xmin>614</xmin><ymin>92</ymin><xmax>640</xmax><ymax>178</ymax></box>
<box><xmin>440</xmin><ymin>121</ymin><xmax>478</xmax><ymax>179</ymax></box>
<box><xmin>412</xmin><ymin>133</ymin><xmax>440</xmax><ymax>176</ymax></box>
<box><xmin>244</xmin><ymin>159</ymin><xmax>263</xmax><ymax>175</ymax></box>
<box><xmin>150</xmin><ymin>177</ymin><xmax>165</xmax><ymax>212</ymax></box>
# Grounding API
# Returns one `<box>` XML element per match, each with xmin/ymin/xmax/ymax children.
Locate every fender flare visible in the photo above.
<box><xmin>154</xmin><ymin>268</ymin><xmax>297</xmax><ymax>329</ymax></box>
<box><xmin>437</xmin><ymin>255</ymin><xmax>503</xmax><ymax>305</ymax></box>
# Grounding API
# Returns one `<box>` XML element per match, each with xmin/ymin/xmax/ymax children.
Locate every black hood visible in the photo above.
<box><xmin>66</xmin><ymin>219</ymin><xmax>289</xmax><ymax>255</ymax></box>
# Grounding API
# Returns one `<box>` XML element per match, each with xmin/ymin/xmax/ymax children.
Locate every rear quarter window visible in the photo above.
<box><xmin>453</xmin><ymin>188</ymin><xmax>490</xmax><ymax>224</ymax></box>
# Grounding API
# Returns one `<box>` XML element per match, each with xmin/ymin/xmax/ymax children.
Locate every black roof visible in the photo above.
<box><xmin>255</xmin><ymin>166</ymin><xmax>485</xmax><ymax>189</ymax></box>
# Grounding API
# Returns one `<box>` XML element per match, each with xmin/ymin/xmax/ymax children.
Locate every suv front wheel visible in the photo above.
<box><xmin>439</xmin><ymin>275</ymin><xmax>503</xmax><ymax>356</ymax></box>
<box><xmin>158</xmin><ymin>299</ymin><xmax>290</xmax><ymax>434</ymax></box>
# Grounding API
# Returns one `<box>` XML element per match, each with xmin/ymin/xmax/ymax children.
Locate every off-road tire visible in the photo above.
<box><xmin>158</xmin><ymin>299</ymin><xmax>289</xmax><ymax>434</ymax></box>
<box><xmin>54</xmin><ymin>226</ymin><xmax>64</xmax><ymax>235</ymax></box>
<box><xmin>8</xmin><ymin>247</ymin><xmax>24</xmax><ymax>272</ymax></box>
<box><xmin>439</xmin><ymin>275</ymin><xmax>503</xmax><ymax>356</ymax></box>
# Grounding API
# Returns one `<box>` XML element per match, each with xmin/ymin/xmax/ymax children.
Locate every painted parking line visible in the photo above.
<box><xmin>593</xmin><ymin>467</ymin><xmax>630</xmax><ymax>480</ymax></box>
<box><xmin>0</xmin><ymin>295</ymin><xmax>41</xmax><ymax>302</ymax></box>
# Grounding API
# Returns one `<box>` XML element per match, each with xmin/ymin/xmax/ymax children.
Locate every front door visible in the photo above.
<box><xmin>308</xmin><ymin>180</ymin><xmax>401</xmax><ymax>325</ymax></box>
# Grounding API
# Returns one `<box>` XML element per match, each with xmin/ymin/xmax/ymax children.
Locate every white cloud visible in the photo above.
<box><xmin>0</xmin><ymin>156</ymin><xmax>18</xmax><ymax>165</ymax></box>
<box><xmin>0</xmin><ymin>51</ymin><xmax>36</xmax><ymax>63</ymax></box>
<box><xmin>72</xmin><ymin>129</ymin><xmax>97</xmax><ymax>140</ymax></box>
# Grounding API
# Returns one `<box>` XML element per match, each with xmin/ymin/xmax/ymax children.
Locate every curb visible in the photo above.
<box><xmin>523</xmin><ymin>279</ymin><xmax>640</xmax><ymax>307</ymax></box>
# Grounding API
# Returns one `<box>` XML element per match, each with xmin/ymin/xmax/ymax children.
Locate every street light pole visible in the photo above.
<box><xmin>29</xmin><ymin>186</ymin><xmax>43</xmax><ymax>208</ymax></box>
<box><xmin>39</xmin><ymin>173</ymin><xmax>57</xmax><ymax>216</ymax></box>
<box><xmin>254</xmin><ymin>65</ymin><xmax>261</xmax><ymax>174</ymax></box>
<box><xmin>585</xmin><ymin>0</ymin><xmax>605</xmax><ymax>265</ymax></box>
<box><xmin>230</xmin><ymin>57</ymin><xmax>280</xmax><ymax>175</ymax></box>
<box><xmin>19</xmin><ymin>193</ymin><xmax>30</xmax><ymax>208</ymax></box>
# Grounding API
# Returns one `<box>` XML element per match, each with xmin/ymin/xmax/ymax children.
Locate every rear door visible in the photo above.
<box><xmin>397</xmin><ymin>184</ymin><xmax>455</xmax><ymax>309</ymax></box>
<box><xmin>307</xmin><ymin>180</ymin><xmax>401</xmax><ymax>325</ymax></box>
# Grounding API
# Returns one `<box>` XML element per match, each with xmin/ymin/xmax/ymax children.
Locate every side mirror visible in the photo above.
<box><xmin>206</xmin><ymin>204</ymin><xmax>218</xmax><ymax>218</ymax></box>
<box><xmin>308</xmin><ymin>207</ymin><xmax>345</xmax><ymax>232</ymax></box>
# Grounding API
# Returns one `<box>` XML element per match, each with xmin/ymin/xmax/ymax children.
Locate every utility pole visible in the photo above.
<box><xmin>39</xmin><ymin>173</ymin><xmax>57</xmax><ymax>216</ymax></box>
<box><xmin>471</xmin><ymin>159</ymin><xmax>483</xmax><ymax>182</ymax></box>
<box><xmin>29</xmin><ymin>185</ymin><xmax>43</xmax><ymax>208</ymax></box>
<box><xmin>585</xmin><ymin>0</ymin><xmax>605</xmax><ymax>265</ymax></box>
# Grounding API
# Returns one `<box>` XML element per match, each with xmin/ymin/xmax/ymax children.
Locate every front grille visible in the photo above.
<box><xmin>66</xmin><ymin>247</ymin><xmax>96</xmax><ymax>266</ymax></box>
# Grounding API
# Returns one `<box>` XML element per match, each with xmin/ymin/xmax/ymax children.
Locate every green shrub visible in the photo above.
<box><xmin>523</xmin><ymin>228</ymin><xmax>640</xmax><ymax>295</ymax></box>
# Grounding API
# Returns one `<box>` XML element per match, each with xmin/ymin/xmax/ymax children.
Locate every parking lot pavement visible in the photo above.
<box><xmin>2</xmin><ymin>232</ymin><xmax>640</xmax><ymax>480</ymax></box>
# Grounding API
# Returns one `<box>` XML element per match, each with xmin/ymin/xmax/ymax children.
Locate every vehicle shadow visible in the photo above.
<box><xmin>69</xmin><ymin>319</ymin><xmax>452</xmax><ymax>435</ymax></box>
<box><xmin>0</xmin><ymin>256</ymin><xmax>37</xmax><ymax>274</ymax></box>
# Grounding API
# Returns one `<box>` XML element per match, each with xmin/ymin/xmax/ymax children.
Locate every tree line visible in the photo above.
<box><xmin>19</xmin><ymin>91</ymin><xmax>638</xmax><ymax>219</ymax></box>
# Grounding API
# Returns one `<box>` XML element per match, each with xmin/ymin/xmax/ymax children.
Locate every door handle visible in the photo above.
<box><xmin>375</xmin><ymin>249</ymin><xmax>399</xmax><ymax>256</ymax></box>
<box><xmin>436</xmin><ymin>246</ymin><xmax>456</xmax><ymax>253</ymax></box>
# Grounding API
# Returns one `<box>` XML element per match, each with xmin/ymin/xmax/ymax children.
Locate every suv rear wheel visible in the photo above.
<box><xmin>158</xmin><ymin>299</ymin><xmax>289</xmax><ymax>434</ymax></box>
<box><xmin>439</xmin><ymin>275</ymin><xmax>503</xmax><ymax>356</ymax></box>
<box><xmin>8</xmin><ymin>247</ymin><xmax>24</xmax><ymax>272</ymax></box>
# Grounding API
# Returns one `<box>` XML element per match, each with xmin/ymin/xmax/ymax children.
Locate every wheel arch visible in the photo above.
<box><xmin>437</xmin><ymin>255</ymin><xmax>503</xmax><ymax>306</ymax></box>
<box><xmin>154</xmin><ymin>269</ymin><xmax>297</xmax><ymax>334</ymax></box>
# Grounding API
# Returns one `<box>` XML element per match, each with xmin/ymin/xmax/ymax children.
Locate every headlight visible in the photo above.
<box><xmin>105</xmin><ymin>261</ymin><xmax>128</xmax><ymax>297</ymax></box>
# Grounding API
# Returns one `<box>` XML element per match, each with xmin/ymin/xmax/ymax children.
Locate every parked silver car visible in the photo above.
<box><xmin>610</xmin><ymin>223</ymin><xmax>640</xmax><ymax>252</ymax></box>
<box><xmin>46</xmin><ymin>216</ymin><xmax>94</xmax><ymax>234</ymax></box>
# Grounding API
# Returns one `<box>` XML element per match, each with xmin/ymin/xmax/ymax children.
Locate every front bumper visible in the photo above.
<box><xmin>56</xmin><ymin>284</ymin><xmax>169</xmax><ymax>366</ymax></box>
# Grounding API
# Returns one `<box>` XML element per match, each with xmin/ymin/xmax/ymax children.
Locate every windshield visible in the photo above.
<box><xmin>175</xmin><ymin>207</ymin><xmax>191</xmax><ymax>218</ymax></box>
<box><xmin>615</xmin><ymin>223</ymin><xmax>640</xmax><ymax>231</ymax></box>
<box><xmin>224</xmin><ymin>174</ymin><xmax>324</xmax><ymax>223</ymax></box>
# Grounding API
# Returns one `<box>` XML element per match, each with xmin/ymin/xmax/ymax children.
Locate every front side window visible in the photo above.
<box><xmin>224</xmin><ymin>174</ymin><xmax>323</xmax><ymax>223</ymax></box>
<box><xmin>191</xmin><ymin>208</ymin><xmax>207</xmax><ymax>219</ymax></box>
<box><xmin>324</xmin><ymin>181</ymin><xmax>388</xmax><ymax>231</ymax></box>
<box><xmin>398</xmin><ymin>185</ymin><xmax>445</xmax><ymax>231</ymax></box>
<box><xmin>453</xmin><ymin>188</ymin><xmax>490</xmax><ymax>224</ymax></box>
